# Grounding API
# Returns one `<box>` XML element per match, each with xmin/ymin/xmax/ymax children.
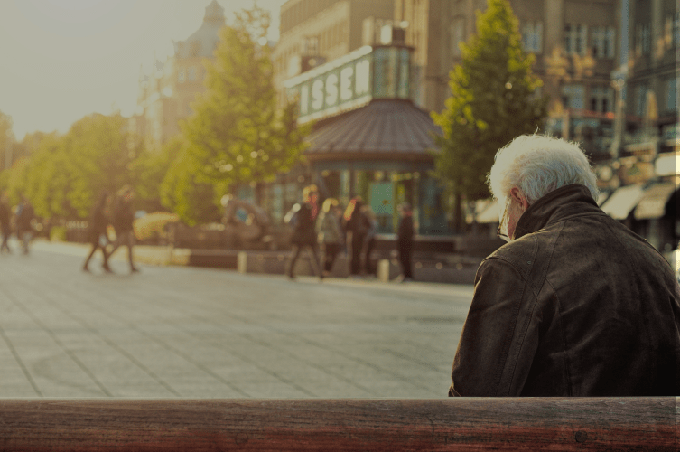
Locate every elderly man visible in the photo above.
<box><xmin>450</xmin><ymin>135</ymin><xmax>679</xmax><ymax>397</ymax></box>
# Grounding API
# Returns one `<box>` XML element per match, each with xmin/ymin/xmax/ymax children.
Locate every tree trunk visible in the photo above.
<box><xmin>453</xmin><ymin>192</ymin><xmax>464</xmax><ymax>234</ymax></box>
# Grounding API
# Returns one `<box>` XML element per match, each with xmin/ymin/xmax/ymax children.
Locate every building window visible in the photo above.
<box><xmin>665</xmin><ymin>77</ymin><xmax>678</xmax><ymax>113</ymax></box>
<box><xmin>592</xmin><ymin>26</ymin><xmax>615</xmax><ymax>58</ymax></box>
<box><xmin>562</xmin><ymin>84</ymin><xmax>584</xmax><ymax>109</ymax></box>
<box><xmin>565</xmin><ymin>24</ymin><xmax>587</xmax><ymax>55</ymax></box>
<box><xmin>667</xmin><ymin>12</ymin><xmax>680</xmax><ymax>47</ymax></box>
<box><xmin>636</xmin><ymin>23</ymin><xmax>651</xmax><ymax>55</ymax></box>
<box><xmin>635</xmin><ymin>84</ymin><xmax>648</xmax><ymax>118</ymax></box>
<box><xmin>450</xmin><ymin>17</ymin><xmax>465</xmax><ymax>57</ymax></box>
<box><xmin>304</xmin><ymin>36</ymin><xmax>319</xmax><ymax>54</ymax></box>
<box><xmin>522</xmin><ymin>22</ymin><xmax>543</xmax><ymax>53</ymax></box>
<box><xmin>188</xmin><ymin>66</ymin><xmax>196</xmax><ymax>81</ymax></box>
<box><xmin>590</xmin><ymin>86</ymin><xmax>613</xmax><ymax>113</ymax></box>
<box><xmin>178</xmin><ymin>68</ymin><xmax>185</xmax><ymax>83</ymax></box>
<box><xmin>190</xmin><ymin>41</ymin><xmax>200</xmax><ymax>57</ymax></box>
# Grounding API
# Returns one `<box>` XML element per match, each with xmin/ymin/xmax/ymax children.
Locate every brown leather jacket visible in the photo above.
<box><xmin>450</xmin><ymin>184</ymin><xmax>680</xmax><ymax>396</ymax></box>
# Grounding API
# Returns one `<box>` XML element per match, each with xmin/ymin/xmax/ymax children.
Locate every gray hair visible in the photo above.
<box><xmin>487</xmin><ymin>135</ymin><xmax>599</xmax><ymax>204</ymax></box>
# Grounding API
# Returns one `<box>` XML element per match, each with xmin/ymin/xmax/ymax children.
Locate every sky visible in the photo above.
<box><xmin>0</xmin><ymin>0</ymin><xmax>285</xmax><ymax>140</ymax></box>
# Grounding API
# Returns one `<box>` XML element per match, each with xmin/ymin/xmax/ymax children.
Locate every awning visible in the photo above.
<box><xmin>634</xmin><ymin>183</ymin><xmax>678</xmax><ymax>220</ymax></box>
<box><xmin>600</xmin><ymin>184</ymin><xmax>645</xmax><ymax>220</ymax></box>
<box><xmin>655</xmin><ymin>153</ymin><xmax>680</xmax><ymax>176</ymax></box>
<box><xmin>597</xmin><ymin>192</ymin><xmax>610</xmax><ymax>206</ymax></box>
<box><xmin>305</xmin><ymin>99</ymin><xmax>441</xmax><ymax>157</ymax></box>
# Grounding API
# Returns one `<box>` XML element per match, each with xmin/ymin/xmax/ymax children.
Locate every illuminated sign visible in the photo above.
<box><xmin>284</xmin><ymin>45</ymin><xmax>413</xmax><ymax>123</ymax></box>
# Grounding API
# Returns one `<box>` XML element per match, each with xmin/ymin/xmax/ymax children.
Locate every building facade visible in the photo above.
<box><xmin>598</xmin><ymin>0</ymin><xmax>679</xmax><ymax>256</ymax></box>
<box><xmin>395</xmin><ymin>0</ymin><xmax>622</xmax><ymax>160</ymax></box>
<box><xmin>266</xmin><ymin>0</ymin><xmax>455</xmax><ymax>238</ymax></box>
<box><xmin>132</xmin><ymin>0</ymin><xmax>225</xmax><ymax>151</ymax></box>
<box><xmin>273</xmin><ymin>0</ymin><xmax>397</xmax><ymax>107</ymax></box>
<box><xmin>623</xmin><ymin>0</ymin><xmax>678</xmax><ymax>162</ymax></box>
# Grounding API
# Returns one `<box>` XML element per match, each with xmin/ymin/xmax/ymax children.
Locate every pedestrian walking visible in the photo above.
<box><xmin>82</xmin><ymin>191</ymin><xmax>113</xmax><ymax>273</ymax></box>
<box><xmin>344</xmin><ymin>197</ymin><xmax>370</xmax><ymax>277</ymax></box>
<box><xmin>287</xmin><ymin>190</ymin><xmax>323</xmax><ymax>280</ymax></box>
<box><xmin>0</xmin><ymin>193</ymin><xmax>12</xmax><ymax>254</ymax></box>
<box><xmin>316</xmin><ymin>198</ymin><xmax>345</xmax><ymax>277</ymax></box>
<box><xmin>15</xmin><ymin>196</ymin><xmax>34</xmax><ymax>255</ymax></box>
<box><xmin>450</xmin><ymin>134</ymin><xmax>680</xmax><ymax>397</ymax></box>
<box><xmin>396</xmin><ymin>202</ymin><xmax>415</xmax><ymax>282</ymax></box>
<box><xmin>362</xmin><ymin>205</ymin><xmax>378</xmax><ymax>276</ymax></box>
<box><xmin>108</xmin><ymin>185</ymin><xmax>139</xmax><ymax>273</ymax></box>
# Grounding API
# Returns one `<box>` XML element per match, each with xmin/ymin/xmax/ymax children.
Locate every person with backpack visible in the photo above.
<box><xmin>286</xmin><ymin>189</ymin><xmax>323</xmax><ymax>280</ymax></box>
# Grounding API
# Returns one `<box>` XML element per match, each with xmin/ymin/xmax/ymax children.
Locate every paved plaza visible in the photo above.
<box><xmin>0</xmin><ymin>239</ymin><xmax>474</xmax><ymax>399</ymax></box>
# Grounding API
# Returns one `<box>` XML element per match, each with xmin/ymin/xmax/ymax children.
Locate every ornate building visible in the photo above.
<box><xmin>273</xmin><ymin>0</ymin><xmax>397</xmax><ymax>107</ymax></box>
<box><xmin>131</xmin><ymin>0</ymin><xmax>226</xmax><ymax>151</ymax></box>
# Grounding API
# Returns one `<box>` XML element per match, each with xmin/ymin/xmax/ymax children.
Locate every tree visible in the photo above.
<box><xmin>132</xmin><ymin>135</ymin><xmax>181</xmax><ymax>213</ymax></box>
<box><xmin>0</xmin><ymin>110</ymin><xmax>13</xmax><ymax>172</ymax></box>
<box><xmin>7</xmin><ymin>113</ymin><xmax>137</xmax><ymax>220</ymax></box>
<box><xmin>431</xmin><ymin>0</ymin><xmax>546</xmax><ymax>232</ymax></box>
<box><xmin>175</xmin><ymin>4</ymin><xmax>309</xmax><ymax>222</ymax></box>
<box><xmin>22</xmin><ymin>132</ymin><xmax>79</xmax><ymax>219</ymax></box>
<box><xmin>58</xmin><ymin>113</ymin><xmax>136</xmax><ymax>217</ymax></box>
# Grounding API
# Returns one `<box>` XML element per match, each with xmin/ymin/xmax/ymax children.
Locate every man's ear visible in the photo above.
<box><xmin>510</xmin><ymin>186</ymin><xmax>530</xmax><ymax>211</ymax></box>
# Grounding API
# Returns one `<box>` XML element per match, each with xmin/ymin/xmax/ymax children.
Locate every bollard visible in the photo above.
<box><xmin>237</xmin><ymin>251</ymin><xmax>248</xmax><ymax>274</ymax></box>
<box><xmin>377</xmin><ymin>259</ymin><xmax>391</xmax><ymax>282</ymax></box>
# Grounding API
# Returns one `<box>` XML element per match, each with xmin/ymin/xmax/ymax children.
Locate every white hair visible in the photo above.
<box><xmin>488</xmin><ymin>135</ymin><xmax>599</xmax><ymax>204</ymax></box>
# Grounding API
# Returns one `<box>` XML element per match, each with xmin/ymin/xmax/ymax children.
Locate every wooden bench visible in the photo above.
<box><xmin>0</xmin><ymin>398</ymin><xmax>676</xmax><ymax>450</ymax></box>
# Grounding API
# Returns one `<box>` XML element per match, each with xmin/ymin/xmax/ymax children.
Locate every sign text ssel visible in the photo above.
<box><xmin>285</xmin><ymin>47</ymin><xmax>373</xmax><ymax>124</ymax></box>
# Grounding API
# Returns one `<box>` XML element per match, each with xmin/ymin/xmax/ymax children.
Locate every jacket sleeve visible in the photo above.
<box><xmin>450</xmin><ymin>257</ymin><xmax>537</xmax><ymax>397</ymax></box>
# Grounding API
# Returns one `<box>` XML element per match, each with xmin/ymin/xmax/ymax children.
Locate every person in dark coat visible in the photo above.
<box><xmin>396</xmin><ymin>202</ymin><xmax>415</xmax><ymax>281</ymax></box>
<box><xmin>0</xmin><ymin>193</ymin><xmax>12</xmax><ymax>254</ymax></box>
<box><xmin>15</xmin><ymin>196</ymin><xmax>34</xmax><ymax>255</ymax></box>
<box><xmin>362</xmin><ymin>205</ymin><xmax>378</xmax><ymax>276</ymax></box>
<box><xmin>82</xmin><ymin>191</ymin><xmax>113</xmax><ymax>273</ymax></box>
<box><xmin>108</xmin><ymin>185</ymin><xmax>139</xmax><ymax>273</ymax></box>
<box><xmin>287</xmin><ymin>195</ymin><xmax>323</xmax><ymax>280</ymax></box>
<box><xmin>450</xmin><ymin>135</ymin><xmax>680</xmax><ymax>397</ymax></box>
<box><xmin>344</xmin><ymin>197</ymin><xmax>370</xmax><ymax>276</ymax></box>
<box><xmin>316</xmin><ymin>198</ymin><xmax>345</xmax><ymax>277</ymax></box>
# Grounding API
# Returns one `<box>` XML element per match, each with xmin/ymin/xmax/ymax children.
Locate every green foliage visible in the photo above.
<box><xmin>0</xmin><ymin>110</ymin><xmax>13</xmax><ymax>172</ymax></box>
<box><xmin>1</xmin><ymin>113</ymin><xmax>138</xmax><ymax>220</ymax></box>
<box><xmin>50</xmin><ymin>225</ymin><xmax>67</xmax><ymax>241</ymax></box>
<box><xmin>431</xmin><ymin>0</ymin><xmax>547</xmax><ymax>207</ymax></box>
<box><xmin>132</xmin><ymin>135</ymin><xmax>182</xmax><ymax>213</ymax></box>
<box><xmin>160</xmin><ymin>139</ymin><xmax>221</xmax><ymax>226</ymax></box>
<box><xmin>174</xmin><ymin>4</ymin><xmax>309</xmax><ymax>222</ymax></box>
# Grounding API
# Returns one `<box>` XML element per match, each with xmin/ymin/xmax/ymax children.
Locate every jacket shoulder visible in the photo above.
<box><xmin>487</xmin><ymin>235</ymin><xmax>539</xmax><ymax>274</ymax></box>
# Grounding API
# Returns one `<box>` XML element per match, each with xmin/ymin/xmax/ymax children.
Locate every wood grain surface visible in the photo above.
<box><xmin>0</xmin><ymin>398</ymin><xmax>676</xmax><ymax>451</ymax></box>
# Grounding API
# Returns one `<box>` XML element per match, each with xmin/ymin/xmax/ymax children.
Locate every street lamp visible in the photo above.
<box><xmin>610</xmin><ymin>67</ymin><xmax>628</xmax><ymax>162</ymax></box>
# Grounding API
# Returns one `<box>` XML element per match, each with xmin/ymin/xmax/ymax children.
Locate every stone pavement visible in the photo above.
<box><xmin>0</xmin><ymin>239</ymin><xmax>474</xmax><ymax>399</ymax></box>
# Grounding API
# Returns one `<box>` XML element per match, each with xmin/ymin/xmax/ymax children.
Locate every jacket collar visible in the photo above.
<box><xmin>514</xmin><ymin>184</ymin><xmax>601</xmax><ymax>240</ymax></box>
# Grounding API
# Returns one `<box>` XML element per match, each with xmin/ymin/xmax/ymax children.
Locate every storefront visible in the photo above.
<box><xmin>266</xmin><ymin>42</ymin><xmax>450</xmax><ymax>236</ymax></box>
